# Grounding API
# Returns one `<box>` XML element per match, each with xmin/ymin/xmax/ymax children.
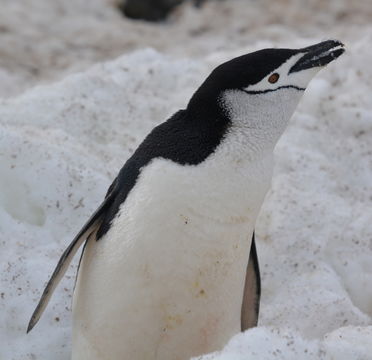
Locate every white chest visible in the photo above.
<box><xmin>73</xmin><ymin>149</ymin><xmax>273</xmax><ymax>360</ymax></box>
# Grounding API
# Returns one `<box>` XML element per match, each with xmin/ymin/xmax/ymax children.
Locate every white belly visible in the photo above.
<box><xmin>72</xmin><ymin>154</ymin><xmax>272</xmax><ymax>360</ymax></box>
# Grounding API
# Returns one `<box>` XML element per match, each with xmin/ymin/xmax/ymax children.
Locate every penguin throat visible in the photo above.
<box><xmin>220</xmin><ymin>88</ymin><xmax>303</xmax><ymax>154</ymax></box>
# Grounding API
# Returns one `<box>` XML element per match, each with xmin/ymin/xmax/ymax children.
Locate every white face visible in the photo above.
<box><xmin>220</xmin><ymin>53</ymin><xmax>324</xmax><ymax>154</ymax></box>
<box><xmin>242</xmin><ymin>52</ymin><xmax>321</xmax><ymax>94</ymax></box>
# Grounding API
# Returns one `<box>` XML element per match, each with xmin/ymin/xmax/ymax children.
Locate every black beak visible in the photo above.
<box><xmin>289</xmin><ymin>40</ymin><xmax>345</xmax><ymax>74</ymax></box>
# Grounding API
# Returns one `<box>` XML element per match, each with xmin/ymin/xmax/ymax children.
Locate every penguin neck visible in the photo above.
<box><xmin>220</xmin><ymin>89</ymin><xmax>302</xmax><ymax>159</ymax></box>
<box><xmin>187</xmin><ymin>88</ymin><xmax>230</xmax><ymax>128</ymax></box>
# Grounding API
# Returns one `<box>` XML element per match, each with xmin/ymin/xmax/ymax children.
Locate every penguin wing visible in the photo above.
<box><xmin>27</xmin><ymin>182</ymin><xmax>118</xmax><ymax>333</ymax></box>
<box><xmin>241</xmin><ymin>232</ymin><xmax>261</xmax><ymax>331</ymax></box>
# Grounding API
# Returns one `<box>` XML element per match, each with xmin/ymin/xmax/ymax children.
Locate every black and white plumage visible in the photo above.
<box><xmin>28</xmin><ymin>40</ymin><xmax>344</xmax><ymax>360</ymax></box>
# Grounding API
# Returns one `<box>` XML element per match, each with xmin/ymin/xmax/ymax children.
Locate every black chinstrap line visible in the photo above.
<box><xmin>241</xmin><ymin>85</ymin><xmax>305</xmax><ymax>95</ymax></box>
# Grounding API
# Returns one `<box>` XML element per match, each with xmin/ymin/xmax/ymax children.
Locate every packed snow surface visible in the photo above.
<box><xmin>1</xmin><ymin>1</ymin><xmax>372</xmax><ymax>359</ymax></box>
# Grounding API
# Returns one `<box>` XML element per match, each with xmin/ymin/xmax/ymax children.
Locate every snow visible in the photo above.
<box><xmin>193</xmin><ymin>327</ymin><xmax>372</xmax><ymax>360</ymax></box>
<box><xmin>1</xmin><ymin>1</ymin><xmax>372</xmax><ymax>359</ymax></box>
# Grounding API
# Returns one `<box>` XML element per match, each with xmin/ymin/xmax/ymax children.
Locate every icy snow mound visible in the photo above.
<box><xmin>193</xmin><ymin>327</ymin><xmax>372</xmax><ymax>360</ymax></box>
<box><xmin>1</xmin><ymin>36</ymin><xmax>372</xmax><ymax>359</ymax></box>
<box><xmin>1</xmin><ymin>0</ymin><xmax>372</xmax><ymax>98</ymax></box>
<box><xmin>0</xmin><ymin>49</ymin><xmax>205</xmax><ymax>359</ymax></box>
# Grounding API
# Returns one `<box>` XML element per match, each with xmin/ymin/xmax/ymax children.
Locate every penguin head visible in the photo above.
<box><xmin>235</xmin><ymin>40</ymin><xmax>344</xmax><ymax>95</ymax></box>
<box><xmin>188</xmin><ymin>40</ymin><xmax>344</xmax><ymax>150</ymax></box>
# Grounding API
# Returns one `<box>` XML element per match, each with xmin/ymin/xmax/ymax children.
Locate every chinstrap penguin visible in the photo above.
<box><xmin>28</xmin><ymin>40</ymin><xmax>344</xmax><ymax>360</ymax></box>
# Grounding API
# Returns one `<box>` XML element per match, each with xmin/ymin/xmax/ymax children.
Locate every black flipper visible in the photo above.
<box><xmin>241</xmin><ymin>232</ymin><xmax>261</xmax><ymax>331</ymax></box>
<box><xmin>27</xmin><ymin>188</ymin><xmax>117</xmax><ymax>333</ymax></box>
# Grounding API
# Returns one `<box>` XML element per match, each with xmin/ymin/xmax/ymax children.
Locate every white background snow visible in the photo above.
<box><xmin>1</xmin><ymin>0</ymin><xmax>372</xmax><ymax>359</ymax></box>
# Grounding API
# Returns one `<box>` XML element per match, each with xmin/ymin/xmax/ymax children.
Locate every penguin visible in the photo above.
<box><xmin>27</xmin><ymin>40</ymin><xmax>344</xmax><ymax>360</ymax></box>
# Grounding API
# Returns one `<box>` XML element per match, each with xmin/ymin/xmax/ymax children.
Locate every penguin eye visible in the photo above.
<box><xmin>268</xmin><ymin>73</ymin><xmax>280</xmax><ymax>84</ymax></box>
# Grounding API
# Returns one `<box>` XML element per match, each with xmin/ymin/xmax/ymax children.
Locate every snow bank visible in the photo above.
<box><xmin>1</xmin><ymin>0</ymin><xmax>372</xmax><ymax>98</ymax></box>
<box><xmin>193</xmin><ymin>326</ymin><xmax>372</xmax><ymax>360</ymax></box>
<box><xmin>1</xmin><ymin>3</ymin><xmax>372</xmax><ymax>359</ymax></box>
<box><xmin>0</xmin><ymin>49</ymin><xmax>205</xmax><ymax>359</ymax></box>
